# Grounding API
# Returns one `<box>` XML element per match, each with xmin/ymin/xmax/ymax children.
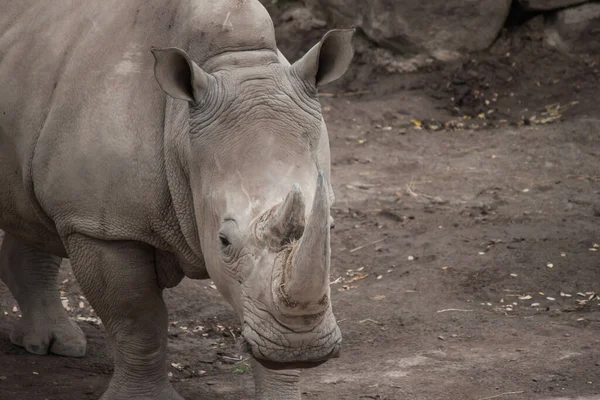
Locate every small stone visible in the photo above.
<box><xmin>438</xmin><ymin>336</ymin><xmax>445</xmax><ymax>341</ymax></box>
<box><xmin>564</xmin><ymin>333</ymin><xmax>571</xmax><ymax>337</ymax></box>
<box><xmin>12</xmin><ymin>306</ymin><xmax>18</xmax><ymax>313</ymax></box>
<box><xmin>32</xmin><ymin>372</ymin><xmax>39</xmax><ymax>375</ymax></box>
<box><xmin>408</xmin><ymin>255</ymin><xmax>414</xmax><ymax>261</ymax></box>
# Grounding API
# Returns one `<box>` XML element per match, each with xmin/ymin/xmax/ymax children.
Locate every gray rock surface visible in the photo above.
<box><xmin>302</xmin><ymin>0</ymin><xmax>512</xmax><ymax>57</ymax></box>
<box><xmin>519</xmin><ymin>0</ymin><xmax>588</xmax><ymax>11</ymax></box>
<box><xmin>545</xmin><ymin>2</ymin><xmax>600</xmax><ymax>53</ymax></box>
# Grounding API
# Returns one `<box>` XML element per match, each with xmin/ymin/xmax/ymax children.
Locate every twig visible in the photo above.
<box><xmin>234</xmin><ymin>356</ymin><xmax>251</xmax><ymax>365</ymax></box>
<box><xmin>349</xmin><ymin>238</ymin><xmax>386</xmax><ymax>253</ymax></box>
<box><xmin>329</xmin><ymin>277</ymin><xmax>342</xmax><ymax>285</ymax></box>
<box><xmin>406</xmin><ymin>184</ymin><xmax>445</xmax><ymax>203</ymax></box>
<box><xmin>359</xmin><ymin>318</ymin><xmax>382</xmax><ymax>325</ymax></box>
<box><xmin>436</xmin><ymin>309</ymin><xmax>474</xmax><ymax>313</ymax></box>
<box><xmin>406</xmin><ymin>184</ymin><xmax>419</xmax><ymax>197</ymax></box>
<box><xmin>337</xmin><ymin>318</ymin><xmax>349</xmax><ymax>324</ymax></box>
<box><xmin>479</xmin><ymin>391</ymin><xmax>525</xmax><ymax>400</ymax></box>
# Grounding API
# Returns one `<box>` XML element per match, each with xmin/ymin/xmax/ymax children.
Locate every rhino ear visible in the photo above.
<box><xmin>292</xmin><ymin>29</ymin><xmax>355</xmax><ymax>88</ymax></box>
<box><xmin>151</xmin><ymin>47</ymin><xmax>211</xmax><ymax>103</ymax></box>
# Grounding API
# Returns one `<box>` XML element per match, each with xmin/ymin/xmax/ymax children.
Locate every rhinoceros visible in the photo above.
<box><xmin>0</xmin><ymin>0</ymin><xmax>354</xmax><ymax>399</ymax></box>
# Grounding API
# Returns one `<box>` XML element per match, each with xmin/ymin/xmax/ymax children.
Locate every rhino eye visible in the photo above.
<box><xmin>219</xmin><ymin>234</ymin><xmax>231</xmax><ymax>248</ymax></box>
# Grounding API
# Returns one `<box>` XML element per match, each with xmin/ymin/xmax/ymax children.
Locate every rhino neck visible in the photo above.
<box><xmin>161</xmin><ymin>96</ymin><xmax>207</xmax><ymax>277</ymax></box>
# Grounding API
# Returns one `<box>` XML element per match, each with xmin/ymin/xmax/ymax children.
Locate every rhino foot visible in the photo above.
<box><xmin>10</xmin><ymin>316</ymin><xmax>87</xmax><ymax>358</ymax></box>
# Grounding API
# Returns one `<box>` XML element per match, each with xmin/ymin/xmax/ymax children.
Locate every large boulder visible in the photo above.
<box><xmin>257</xmin><ymin>1</ymin><xmax>328</xmax><ymax>61</ymax></box>
<box><xmin>519</xmin><ymin>0</ymin><xmax>588</xmax><ymax>11</ymax></box>
<box><xmin>301</xmin><ymin>0</ymin><xmax>512</xmax><ymax>58</ymax></box>
<box><xmin>545</xmin><ymin>2</ymin><xmax>600</xmax><ymax>53</ymax></box>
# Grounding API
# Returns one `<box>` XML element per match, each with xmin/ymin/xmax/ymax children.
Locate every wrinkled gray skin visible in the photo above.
<box><xmin>0</xmin><ymin>1</ymin><xmax>354</xmax><ymax>399</ymax></box>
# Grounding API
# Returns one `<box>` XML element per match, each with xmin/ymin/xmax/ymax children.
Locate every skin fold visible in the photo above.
<box><xmin>0</xmin><ymin>0</ymin><xmax>354</xmax><ymax>399</ymax></box>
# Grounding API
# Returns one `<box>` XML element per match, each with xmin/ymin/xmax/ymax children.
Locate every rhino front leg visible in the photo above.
<box><xmin>251</xmin><ymin>359</ymin><xmax>301</xmax><ymax>400</ymax></box>
<box><xmin>0</xmin><ymin>233</ymin><xmax>86</xmax><ymax>357</ymax></box>
<box><xmin>65</xmin><ymin>234</ymin><xmax>182</xmax><ymax>400</ymax></box>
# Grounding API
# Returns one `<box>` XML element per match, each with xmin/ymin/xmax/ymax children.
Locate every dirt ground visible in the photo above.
<box><xmin>1</xmin><ymin>27</ymin><xmax>600</xmax><ymax>400</ymax></box>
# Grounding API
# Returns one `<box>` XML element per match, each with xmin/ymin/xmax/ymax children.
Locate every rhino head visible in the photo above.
<box><xmin>151</xmin><ymin>27</ymin><xmax>354</xmax><ymax>369</ymax></box>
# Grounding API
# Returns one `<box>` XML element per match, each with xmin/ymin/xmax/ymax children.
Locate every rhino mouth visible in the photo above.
<box><xmin>251</xmin><ymin>347</ymin><xmax>340</xmax><ymax>370</ymax></box>
<box><xmin>241</xmin><ymin>307</ymin><xmax>342</xmax><ymax>367</ymax></box>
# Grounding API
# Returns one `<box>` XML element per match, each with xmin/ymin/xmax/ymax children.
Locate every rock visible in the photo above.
<box><xmin>302</xmin><ymin>0</ymin><xmax>512</xmax><ymax>56</ymax></box>
<box><xmin>545</xmin><ymin>2</ymin><xmax>600</xmax><ymax>53</ymax></box>
<box><xmin>274</xmin><ymin>5</ymin><xmax>328</xmax><ymax>61</ymax></box>
<box><xmin>257</xmin><ymin>1</ymin><xmax>328</xmax><ymax>62</ymax></box>
<box><xmin>519</xmin><ymin>0</ymin><xmax>588</xmax><ymax>11</ymax></box>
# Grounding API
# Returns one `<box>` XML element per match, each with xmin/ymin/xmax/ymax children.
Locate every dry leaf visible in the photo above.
<box><xmin>348</xmin><ymin>274</ymin><xmax>369</xmax><ymax>282</ymax></box>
